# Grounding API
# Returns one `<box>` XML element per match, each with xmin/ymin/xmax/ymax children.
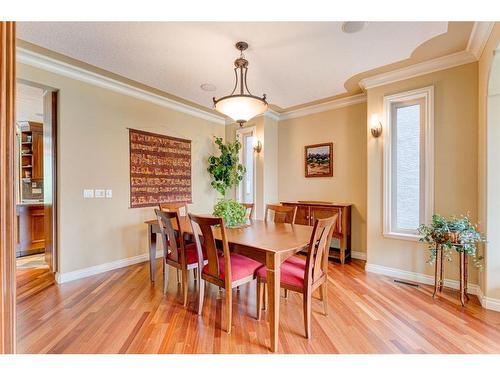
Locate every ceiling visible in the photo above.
<box><xmin>17</xmin><ymin>22</ymin><xmax>464</xmax><ymax>110</ymax></box>
<box><xmin>16</xmin><ymin>83</ymin><xmax>44</xmax><ymax>123</ymax></box>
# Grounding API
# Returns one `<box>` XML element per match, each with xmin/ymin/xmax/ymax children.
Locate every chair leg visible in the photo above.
<box><xmin>176</xmin><ymin>269</ymin><xmax>180</xmax><ymax>284</ymax></box>
<box><xmin>163</xmin><ymin>263</ymin><xmax>169</xmax><ymax>295</ymax></box>
<box><xmin>320</xmin><ymin>283</ymin><xmax>328</xmax><ymax>316</ymax></box>
<box><xmin>256</xmin><ymin>279</ymin><xmax>263</xmax><ymax>321</ymax></box>
<box><xmin>182</xmin><ymin>268</ymin><xmax>188</xmax><ymax>307</ymax></box>
<box><xmin>193</xmin><ymin>268</ymin><xmax>197</xmax><ymax>281</ymax></box>
<box><xmin>263</xmin><ymin>284</ymin><xmax>267</xmax><ymax>311</ymax></box>
<box><xmin>225</xmin><ymin>287</ymin><xmax>232</xmax><ymax>334</ymax></box>
<box><xmin>283</xmin><ymin>289</ymin><xmax>288</xmax><ymax>299</ymax></box>
<box><xmin>197</xmin><ymin>278</ymin><xmax>205</xmax><ymax>316</ymax></box>
<box><xmin>303</xmin><ymin>290</ymin><xmax>312</xmax><ymax>339</ymax></box>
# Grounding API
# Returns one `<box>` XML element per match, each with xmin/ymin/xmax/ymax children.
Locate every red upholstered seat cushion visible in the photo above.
<box><xmin>203</xmin><ymin>253</ymin><xmax>262</xmax><ymax>282</ymax></box>
<box><xmin>168</xmin><ymin>243</ymin><xmax>206</xmax><ymax>265</ymax></box>
<box><xmin>256</xmin><ymin>256</ymin><xmax>321</xmax><ymax>288</ymax></box>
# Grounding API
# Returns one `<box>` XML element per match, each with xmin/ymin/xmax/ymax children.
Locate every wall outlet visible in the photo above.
<box><xmin>105</xmin><ymin>189</ymin><xmax>112</xmax><ymax>198</ymax></box>
<box><xmin>95</xmin><ymin>189</ymin><xmax>105</xmax><ymax>198</ymax></box>
<box><xmin>83</xmin><ymin>189</ymin><xmax>94</xmax><ymax>198</ymax></box>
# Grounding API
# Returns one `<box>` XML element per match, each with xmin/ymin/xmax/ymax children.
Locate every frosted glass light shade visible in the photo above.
<box><xmin>214</xmin><ymin>95</ymin><xmax>268</xmax><ymax>123</ymax></box>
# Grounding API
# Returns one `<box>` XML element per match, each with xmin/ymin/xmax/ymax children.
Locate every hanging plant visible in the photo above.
<box><xmin>207</xmin><ymin>136</ymin><xmax>246</xmax><ymax>196</ymax></box>
<box><xmin>418</xmin><ymin>214</ymin><xmax>485</xmax><ymax>268</ymax></box>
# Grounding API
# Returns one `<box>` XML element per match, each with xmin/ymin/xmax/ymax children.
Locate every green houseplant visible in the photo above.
<box><xmin>418</xmin><ymin>214</ymin><xmax>485</xmax><ymax>268</ymax></box>
<box><xmin>207</xmin><ymin>137</ymin><xmax>247</xmax><ymax>227</ymax></box>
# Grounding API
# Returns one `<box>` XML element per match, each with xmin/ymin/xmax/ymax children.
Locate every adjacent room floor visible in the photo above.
<box><xmin>16</xmin><ymin>259</ymin><xmax>500</xmax><ymax>354</ymax></box>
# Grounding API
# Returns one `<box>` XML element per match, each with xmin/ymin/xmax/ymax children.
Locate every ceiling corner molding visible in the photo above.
<box><xmin>467</xmin><ymin>22</ymin><xmax>495</xmax><ymax>59</ymax></box>
<box><xmin>16</xmin><ymin>47</ymin><xmax>226</xmax><ymax>125</ymax></box>
<box><xmin>263</xmin><ymin>109</ymin><xmax>280</xmax><ymax>122</ymax></box>
<box><xmin>359</xmin><ymin>51</ymin><xmax>476</xmax><ymax>91</ymax></box>
<box><xmin>279</xmin><ymin>94</ymin><xmax>367</xmax><ymax>121</ymax></box>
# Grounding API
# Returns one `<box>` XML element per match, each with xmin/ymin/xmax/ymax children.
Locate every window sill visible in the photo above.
<box><xmin>383</xmin><ymin>231</ymin><xmax>421</xmax><ymax>242</ymax></box>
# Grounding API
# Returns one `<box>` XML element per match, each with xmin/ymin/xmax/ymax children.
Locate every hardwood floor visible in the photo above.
<box><xmin>16</xmin><ymin>259</ymin><xmax>500</xmax><ymax>354</ymax></box>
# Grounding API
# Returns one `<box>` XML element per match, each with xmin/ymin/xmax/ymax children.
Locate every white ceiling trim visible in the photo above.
<box><xmin>16</xmin><ymin>47</ymin><xmax>226</xmax><ymax>125</ymax></box>
<box><xmin>278</xmin><ymin>94</ymin><xmax>367</xmax><ymax>121</ymax></box>
<box><xmin>359</xmin><ymin>51</ymin><xmax>476</xmax><ymax>91</ymax></box>
<box><xmin>467</xmin><ymin>22</ymin><xmax>495</xmax><ymax>60</ymax></box>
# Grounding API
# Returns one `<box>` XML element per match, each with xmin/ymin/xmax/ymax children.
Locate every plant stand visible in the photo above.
<box><xmin>433</xmin><ymin>242</ymin><xmax>469</xmax><ymax>306</ymax></box>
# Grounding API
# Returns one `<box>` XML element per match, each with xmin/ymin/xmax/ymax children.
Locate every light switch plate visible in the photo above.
<box><xmin>105</xmin><ymin>189</ymin><xmax>112</xmax><ymax>198</ymax></box>
<box><xmin>95</xmin><ymin>189</ymin><xmax>105</xmax><ymax>198</ymax></box>
<box><xmin>83</xmin><ymin>189</ymin><xmax>94</xmax><ymax>198</ymax></box>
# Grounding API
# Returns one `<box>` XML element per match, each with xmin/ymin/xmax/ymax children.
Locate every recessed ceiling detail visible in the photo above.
<box><xmin>17</xmin><ymin>22</ymin><xmax>449</xmax><ymax>109</ymax></box>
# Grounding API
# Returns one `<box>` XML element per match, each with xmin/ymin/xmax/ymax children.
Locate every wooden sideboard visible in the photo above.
<box><xmin>281</xmin><ymin>201</ymin><xmax>352</xmax><ymax>264</ymax></box>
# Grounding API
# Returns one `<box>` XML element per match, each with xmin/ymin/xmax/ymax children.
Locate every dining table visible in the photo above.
<box><xmin>144</xmin><ymin>216</ymin><xmax>313</xmax><ymax>352</ymax></box>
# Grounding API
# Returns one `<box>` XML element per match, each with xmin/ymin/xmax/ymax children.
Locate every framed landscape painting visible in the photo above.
<box><xmin>304</xmin><ymin>142</ymin><xmax>333</xmax><ymax>178</ymax></box>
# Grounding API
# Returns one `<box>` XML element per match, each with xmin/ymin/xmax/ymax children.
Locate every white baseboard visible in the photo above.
<box><xmin>351</xmin><ymin>251</ymin><xmax>367</xmax><ymax>261</ymax></box>
<box><xmin>55</xmin><ymin>250</ymin><xmax>163</xmax><ymax>284</ymax></box>
<box><xmin>475</xmin><ymin>288</ymin><xmax>500</xmax><ymax>312</ymax></box>
<box><xmin>365</xmin><ymin>262</ymin><xmax>481</xmax><ymax>296</ymax></box>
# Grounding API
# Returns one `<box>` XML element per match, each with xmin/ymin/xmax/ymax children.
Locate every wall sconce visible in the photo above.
<box><xmin>253</xmin><ymin>139</ymin><xmax>262</xmax><ymax>153</ymax></box>
<box><xmin>370</xmin><ymin>114</ymin><xmax>383</xmax><ymax>137</ymax></box>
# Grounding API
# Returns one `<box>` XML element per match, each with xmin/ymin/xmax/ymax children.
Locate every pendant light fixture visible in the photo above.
<box><xmin>213</xmin><ymin>41</ymin><xmax>268</xmax><ymax>126</ymax></box>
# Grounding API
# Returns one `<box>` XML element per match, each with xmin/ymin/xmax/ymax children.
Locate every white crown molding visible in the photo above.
<box><xmin>467</xmin><ymin>22</ymin><xmax>495</xmax><ymax>60</ymax></box>
<box><xmin>55</xmin><ymin>250</ymin><xmax>163</xmax><ymax>284</ymax></box>
<box><xmin>263</xmin><ymin>109</ymin><xmax>280</xmax><ymax>122</ymax></box>
<box><xmin>279</xmin><ymin>94</ymin><xmax>367</xmax><ymax>121</ymax></box>
<box><xmin>359</xmin><ymin>51</ymin><xmax>476</xmax><ymax>91</ymax></box>
<box><xmin>16</xmin><ymin>47</ymin><xmax>226</xmax><ymax>126</ymax></box>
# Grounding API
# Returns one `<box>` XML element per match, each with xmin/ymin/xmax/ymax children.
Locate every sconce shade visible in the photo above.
<box><xmin>370</xmin><ymin>114</ymin><xmax>382</xmax><ymax>137</ymax></box>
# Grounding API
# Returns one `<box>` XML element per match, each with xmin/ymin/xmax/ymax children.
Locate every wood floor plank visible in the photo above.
<box><xmin>16</xmin><ymin>259</ymin><xmax>500</xmax><ymax>354</ymax></box>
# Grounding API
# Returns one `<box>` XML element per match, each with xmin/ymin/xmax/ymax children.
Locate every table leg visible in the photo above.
<box><xmin>433</xmin><ymin>244</ymin><xmax>440</xmax><ymax>298</ymax></box>
<box><xmin>460</xmin><ymin>251</ymin><xmax>465</xmax><ymax>306</ymax></box>
<box><xmin>339</xmin><ymin>236</ymin><xmax>346</xmax><ymax>264</ymax></box>
<box><xmin>266</xmin><ymin>252</ymin><xmax>281</xmax><ymax>352</ymax></box>
<box><xmin>147</xmin><ymin>224</ymin><xmax>157</xmax><ymax>282</ymax></box>
<box><xmin>464</xmin><ymin>254</ymin><xmax>470</xmax><ymax>301</ymax></box>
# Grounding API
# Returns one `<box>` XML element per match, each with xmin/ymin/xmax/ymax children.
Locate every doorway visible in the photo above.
<box><xmin>14</xmin><ymin>81</ymin><xmax>58</xmax><ymax>289</ymax></box>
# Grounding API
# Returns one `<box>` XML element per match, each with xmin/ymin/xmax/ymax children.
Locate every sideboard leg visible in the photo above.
<box><xmin>460</xmin><ymin>251</ymin><xmax>466</xmax><ymax>306</ymax></box>
<box><xmin>433</xmin><ymin>244</ymin><xmax>441</xmax><ymax>298</ymax></box>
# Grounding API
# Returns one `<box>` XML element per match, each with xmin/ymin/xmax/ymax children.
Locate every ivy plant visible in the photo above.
<box><xmin>207</xmin><ymin>137</ymin><xmax>246</xmax><ymax>196</ymax></box>
<box><xmin>213</xmin><ymin>199</ymin><xmax>247</xmax><ymax>227</ymax></box>
<box><xmin>418</xmin><ymin>214</ymin><xmax>485</xmax><ymax>268</ymax></box>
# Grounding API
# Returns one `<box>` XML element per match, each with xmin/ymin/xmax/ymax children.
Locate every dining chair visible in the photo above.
<box><xmin>188</xmin><ymin>213</ymin><xmax>263</xmax><ymax>334</ymax></box>
<box><xmin>264</xmin><ymin>204</ymin><xmax>297</xmax><ymax>224</ymax></box>
<box><xmin>242</xmin><ymin>203</ymin><xmax>254</xmax><ymax>219</ymax></box>
<box><xmin>256</xmin><ymin>214</ymin><xmax>338</xmax><ymax>339</ymax></box>
<box><xmin>159</xmin><ymin>201</ymin><xmax>189</xmax><ymax>217</ymax></box>
<box><xmin>155</xmin><ymin>209</ymin><xmax>207</xmax><ymax>306</ymax></box>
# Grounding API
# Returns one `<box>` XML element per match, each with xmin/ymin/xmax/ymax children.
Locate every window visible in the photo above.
<box><xmin>236</xmin><ymin>126</ymin><xmax>256</xmax><ymax>206</ymax></box>
<box><xmin>383</xmin><ymin>86</ymin><xmax>434</xmax><ymax>240</ymax></box>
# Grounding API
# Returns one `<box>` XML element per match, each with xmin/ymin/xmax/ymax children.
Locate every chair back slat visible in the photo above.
<box><xmin>155</xmin><ymin>209</ymin><xmax>182</xmax><ymax>262</ymax></box>
<box><xmin>189</xmin><ymin>214</ymin><xmax>231</xmax><ymax>283</ymax></box>
<box><xmin>305</xmin><ymin>215</ymin><xmax>338</xmax><ymax>284</ymax></box>
<box><xmin>265</xmin><ymin>204</ymin><xmax>297</xmax><ymax>224</ymax></box>
<box><xmin>242</xmin><ymin>203</ymin><xmax>254</xmax><ymax>219</ymax></box>
<box><xmin>159</xmin><ymin>202</ymin><xmax>189</xmax><ymax>217</ymax></box>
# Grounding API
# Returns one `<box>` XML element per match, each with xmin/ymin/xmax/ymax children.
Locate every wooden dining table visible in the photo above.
<box><xmin>144</xmin><ymin>216</ymin><xmax>313</xmax><ymax>352</ymax></box>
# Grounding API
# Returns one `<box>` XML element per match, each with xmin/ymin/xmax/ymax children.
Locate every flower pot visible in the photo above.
<box><xmin>444</xmin><ymin>231</ymin><xmax>460</xmax><ymax>243</ymax></box>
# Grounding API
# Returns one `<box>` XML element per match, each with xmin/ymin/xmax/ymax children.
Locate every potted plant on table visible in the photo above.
<box><xmin>207</xmin><ymin>136</ymin><xmax>247</xmax><ymax>227</ymax></box>
<box><xmin>418</xmin><ymin>214</ymin><xmax>485</xmax><ymax>268</ymax></box>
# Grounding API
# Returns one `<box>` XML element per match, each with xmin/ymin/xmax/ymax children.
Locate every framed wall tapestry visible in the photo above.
<box><xmin>129</xmin><ymin>128</ymin><xmax>192</xmax><ymax>208</ymax></box>
<box><xmin>304</xmin><ymin>142</ymin><xmax>333</xmax><ymax>178</ymax></box>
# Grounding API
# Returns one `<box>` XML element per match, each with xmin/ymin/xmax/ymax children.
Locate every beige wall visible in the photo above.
<box><xmin>278</xmin><ymin>103</ymin><xmax>367</xmax><ymax>254</ymax></box>
<box><xmin>18</xmin><ymin>63</ymin><xmax>224</xmax><ymax>275</ymax></box>
<box><xmin>366</xmin><ymin>62</ymin><xmax>479</xmax><ymax>283</ymax></box>
<box><xmin>478</xmin><ymin>23</ymin><xmax>500</xmax><ymax>299</ymax></box>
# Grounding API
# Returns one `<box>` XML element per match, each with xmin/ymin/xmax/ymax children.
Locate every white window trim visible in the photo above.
<box><xmin>236</xmin><ymin>126</ymin><xmax>257</xmax><ymax>209</ymax></box>
<box><xmin>383</xmin><ymin>86</ymin><xmax>434</xmax><ymax>241</ymax></box>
